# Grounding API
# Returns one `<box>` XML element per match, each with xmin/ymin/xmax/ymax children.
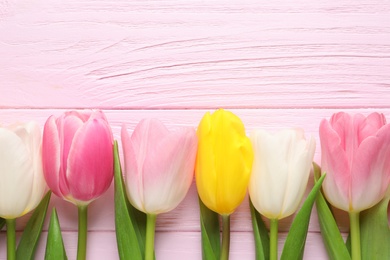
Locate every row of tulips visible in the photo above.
<box><xmin>0</xmin><ymin>109</ymin><xmax>389</xmax><ymax>260</ymax></box>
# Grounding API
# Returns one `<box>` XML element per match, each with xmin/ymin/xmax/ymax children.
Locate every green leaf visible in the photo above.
<box><xmin>114</xmin><ymin>141</ymin><xmax>144</xmax><ymax>260</ymax></box>
<box><xmin>199</xmin><ymin>197</ymin><xmax>220</xmax><ymax>260</ymax></box>
<box><xmin>313</xmin><ymin>163</ymin><xmax>351</xmax><ymax>260</ymax></box>
<box><xmin>45</xmin><ymin>208</ymin><xmax>67</xmax><ymax>260</ymax></box>
<box><xmin>345</xmin><ymin>232</ymin><xmax>351</xmax><ymax>255</ymax></box>
<box><xmin>16</xmin><ymin>191</ymin><xmax>51</xmax><ymax>260</ymax></box>
<box><xmin>280</xmin><ymin>173</ymin><xmax>326</xmax><ymax>260</ymax></box>
<box><xmin>0</xmin><ymin>217</ymin><xmax>5</xmax><ymax>230</ymax></box>
<box><xmin>250</xmin><ymin>199</ymin><xmax>269</xmax><ymax>260</ymax></box>
<box><xmin>360</xmin><ymin>196</ymin><xmax>390</xmax><ymax>260</ymax></box>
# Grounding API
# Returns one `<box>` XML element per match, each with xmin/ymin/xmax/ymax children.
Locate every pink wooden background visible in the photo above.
<box><xmin>1</xmin><ymin>0</ymin><xmax>390</xmax><ymax>259</ymax></box>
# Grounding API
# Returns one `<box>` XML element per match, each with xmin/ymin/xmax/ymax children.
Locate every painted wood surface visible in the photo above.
<box><xmin>1</xmin><ymin>0</ymin><xmax>389</xmax><ymax>259</ymax></box>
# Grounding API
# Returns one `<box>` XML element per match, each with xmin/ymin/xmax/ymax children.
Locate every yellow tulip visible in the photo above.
<box><xmin>195</xmin><ymin>109</ymin><xmax>253</xmax><ymax>215</ymax></box>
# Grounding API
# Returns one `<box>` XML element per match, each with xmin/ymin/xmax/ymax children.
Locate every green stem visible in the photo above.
<box><xmin>145</xmin><ymin>214</ymin><xmax>157</xmax><ymax>260</ymax></box>
<box><xmin>6</xmin><ymin>219</ymin><xmax>16</xmax><ymax>260</ymax></box>
<box><xmin>349</xmin><ymin>212</ymin><xmax>361</xmax><ymax>260</ymax></box>
<box><xmin>77</xmin><ymin>205</ymin><xmax>88</xmax><ymax>260</ymax></box>
<box><xmin>220</xmin><ymin>214</ymin><xmax>231</xmax><ymax>260</ymax></box>
<box><xmin>270</xmin><ymin>219</ymin><xmax>278</xmax><ymax>260</ymax></box>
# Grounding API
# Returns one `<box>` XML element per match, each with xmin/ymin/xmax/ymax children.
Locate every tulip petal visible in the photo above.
<box><xmin>12</xmin><ymin>122</ymin><xmax>46</xmax><ymax>213</ymax></box>
<box><xmin>212</xmin><ymin>110</ymin><xmax>253</xmax><ymax>214</ymax></box>
<box><xmin>0</xmin><ymin>129</ymin><xmax>33</xmax><ymax>218</ymax></box>
<box><xmin>272</xmin><ymin>130</ymin><xmax>298</xmax><ymax>218</ymax></box>
<box><xmin>66</xmin><ymin>117</ymin><xmax>113</xmax><ymax>203</ymax></box>
<box><xmin>357</xmin><ymin>113</ymin><xmax>386</xmax><ymax>144</ymax></box>
<box><xmin>43</xmin><ymin>116</ymin><xmax>63</xmax><ymax>198</ymax></box>
<box><xmin>196</xmin><ymin>112</ymin><xmax>219</xmax><ymax>213</ymax></box>
<box><xmin>142</xmin><ymin>128</ymin><xmax>197</xmax><ymax>214</ymax></box>
<box><xmin>319</xmin><ymin>119</ymin><xmax>351</xmax><ymax>211</ymax></box>
<box><xmin>124</xmin><ymin>119</ymin><xmax>169</xmax><ymax>212</ymax></box>
<box><xmin>64</xmin><ymin>110</ymin><xmax>91</xmax><ymax>122</ymax></box>
<box><xmin>131</xmin><ymin>119</ymin><xmax>170</xmax><ymax>159</ymax></box>
<box><xmin>127</xmin><ymin>119</ymin><xmax>171</xmax><ymax>211</ymax></box>
<box><xmin>329</xmin><ymin>112</ymin><xmax>359</xmax><ymax>164</ymax></box>
<box><xmin>59</xmin><ymin>114</ymin><xmax>84</xmax><ymax>197</ymax></box>
<box><xmin>351</xmin><ymin>123</ymin><xmax>390</xmax><ymax>211</ymax></box>
<box><xmin>249</xmin><ymin>130</ymin><xmax>287</xmax><ymax>219</ymax></box>
<box><xmin>92</xmin><ymin>110</ymin><xmax>109</xmax><ymax>121</ymax></box>
<box><xmin>121</xmin><ymin>124</ymin><xmax>144</xmax><ymax>211</ymax></box>
<box><xmin>280</xmin><ymin>132</ymin><xmax>315</xmax><ymax>218</ymax></box>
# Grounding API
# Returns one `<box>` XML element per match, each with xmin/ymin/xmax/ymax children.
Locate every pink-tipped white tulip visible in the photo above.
<box><xmin>0</xmin><ymin>122</ymin><xmax>47</xmax><ymax>219</ymax></box>
<box><xmin>249</xmin><ymin>128</ymin><xmax>316</xmax><ymax>220</ymax></box>
<box><xmin>42</xmin><ymin>110</ymin><xmax>114</xmax><ymax>206</ymax></box>
<box><xmin>319</xmin><ymin>112</ymin><xmax>390</xmax><ymax>212</ymax></box>
<box><xmin>121</xmin><ymin>119</ymin><xmax>197</xmax><ymax>214</ymax></box>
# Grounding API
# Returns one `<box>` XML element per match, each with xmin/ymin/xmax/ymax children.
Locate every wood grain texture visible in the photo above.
<box><xmin>0</xmin><ymin>231</ymin><xmax>332</xmax><ymax>260</ymax></box>
<box><xmin>1</xmin><ymin>1</ymin><xmax>390</xmax><ymax>109</ymax></box>
<box><xmin>1</xmin><ymin>0</ymin><xmax>390</xmax><ymax>259</ymax></box>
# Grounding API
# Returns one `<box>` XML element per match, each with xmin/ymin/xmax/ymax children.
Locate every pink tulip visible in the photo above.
<box><xmin>42</xmin><ymin>110</ymin><xmax>114</xmax><ymax>206</ymax></box>
<box><xmin>319</xmin><ymin>112</ymin><xmax>390</xmax><ymax>212</ymax></box>
<box><xmin>121</xmin><ymin>118</ymin><xmax>197</xmax><ymax>214</ymax></box>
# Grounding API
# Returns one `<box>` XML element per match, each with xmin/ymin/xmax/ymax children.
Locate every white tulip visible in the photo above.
<box><xmin>0</xmin><ymin>122</ymin><xmax>47</xmax><ymax>219</ymax></box>
<box><xmin>249</xmin><ymin>128</ymin><xmax>315</xmax><ymax>220</ymax></box>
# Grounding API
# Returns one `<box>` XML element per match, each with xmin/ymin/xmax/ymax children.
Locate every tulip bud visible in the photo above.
<box><xmin>121</xmin><ymin>118</ymin><xmax>197</xmax><ymax>214</ymax></box>
<box><xmin>249</xmin><ymin>128</ymin><xmax>315</xmax><ymax>220</ymax></box>
<box><xmin>0</xmin><ymin>122</ymin><xmax>47</xmax><ymax>219</ymax></box>
<box><xmin>42</xmin><ymin>110</ymin><xmax>113</xmax><ymax>206</ymax></box>
<box><xmin>319</xmin><ymin>112</ymin><xmax>390</xmax><ymax>212</ymax></box>
<box><xmin>195</xmin><ymin>109</ymin><xmax>253</xmax><ymax>215</ymax></box>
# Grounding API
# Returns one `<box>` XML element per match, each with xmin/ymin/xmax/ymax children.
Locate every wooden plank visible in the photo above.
<box><xmin>1</xmin><ymin>1</ymin><xmax>390</xmax><ymax>109</ymax></box>
<box><xmin>1</xmin><ymin>1</ymin><xmax>389</xmax><ymax>259</ymax></box>
<box><xmin>0</xmin><ymin>231</ymin><xmax>333</xmax><ymax>260</ymax></box>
